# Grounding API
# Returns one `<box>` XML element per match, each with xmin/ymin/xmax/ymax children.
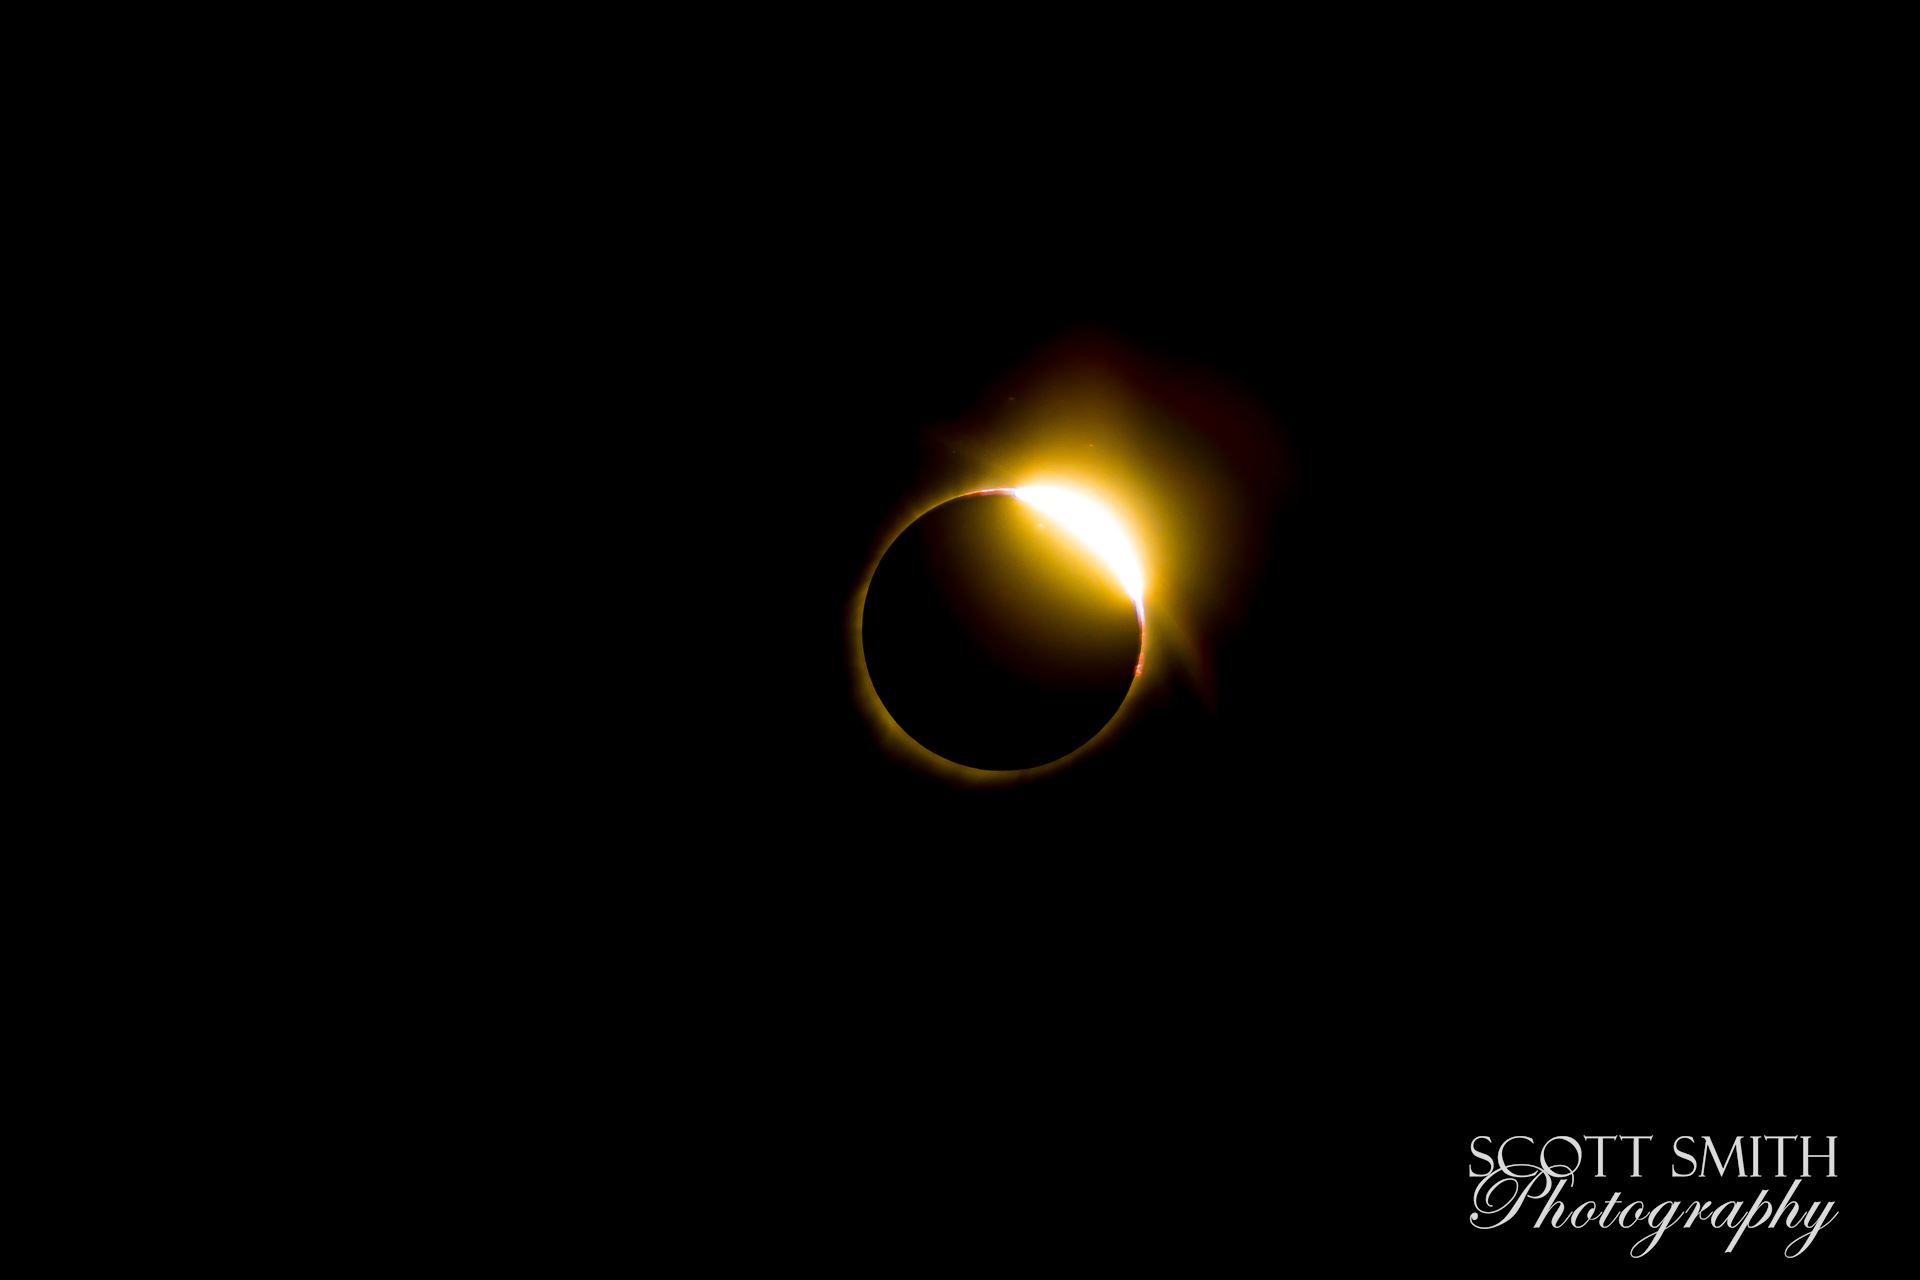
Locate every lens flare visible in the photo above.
<box><xmin>1009</xmin><ymin>485</ymin><xmax>1145</xmax><ymax>605</ymax></box>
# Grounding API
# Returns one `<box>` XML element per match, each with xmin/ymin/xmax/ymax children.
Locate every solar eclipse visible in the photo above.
<box><xmin>845</xmin><ymin>330</ymin><xmax>1289</xmax><ymax>784</ymax></box>
<box><xmin>860</xmin><ymin>486</ymin><xmax>1146</xmax><ymax>772</ymax></box>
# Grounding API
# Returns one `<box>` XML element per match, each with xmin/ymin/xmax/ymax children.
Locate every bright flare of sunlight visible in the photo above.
<box><xmin>1011</xmin><ymin>485</ymin><xmax>1145</xmax><ymax>605</ymax></box>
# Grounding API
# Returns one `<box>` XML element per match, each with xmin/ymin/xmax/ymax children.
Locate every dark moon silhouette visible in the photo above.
<box><xmin>862</xmin><ymin>492</ymin><xmax>1143</xmax><ymax>770</ymax></box>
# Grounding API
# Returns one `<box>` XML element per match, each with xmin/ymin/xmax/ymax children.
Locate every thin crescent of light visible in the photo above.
<box><xmin>964</xmin><ymin>485</ymin><xmax>1146</xmax><ymax>606</ymax></box>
